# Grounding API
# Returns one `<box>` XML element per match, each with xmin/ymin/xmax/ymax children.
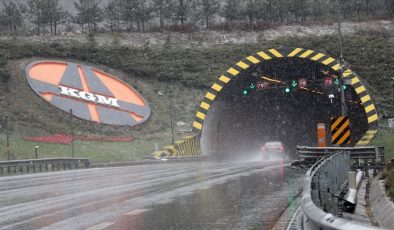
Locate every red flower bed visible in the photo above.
<box><xmin>24</xmin><ymin>134</ymin><xmax>72</xmax><ymax>144</ymax></box>
<box><xmin>23</xmin><ymin>134</ymin><xmax>135</xmax><ymax>144</ymax></box>
<box><xmin>76</xmin><ymin>135</ymin><xmax>135</xmax><ymax>142</ymax></box>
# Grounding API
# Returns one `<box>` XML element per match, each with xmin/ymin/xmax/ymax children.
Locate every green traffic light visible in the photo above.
<box><xmin>334</xmin><ymin>79</ymin><xmax>340</xmax><ymax>85</ymax></box>
<box><xmin>285</xmin><ymin>87</ymin><xmax>290</xmax><ymax>93</ymax></box>
<box><xmin>343</xmin><ymin>85</ymin><xmax>347</xmax><ymax>90</ymax></box>
<box><xmin>242</xmin><ymin>89</ymin><xmax>248</xmax><ymax>95</ymax></box>
<box><xmin>291</xmin><ymin>80</ymin><xmax>298</xmax><ymax>87</ymax></box>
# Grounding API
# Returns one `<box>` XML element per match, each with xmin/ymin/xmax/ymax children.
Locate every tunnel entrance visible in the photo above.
<box><xmin>194</xmin><ymin>48</ymin><xmax>378</xmax><ymax>160</ymax></box>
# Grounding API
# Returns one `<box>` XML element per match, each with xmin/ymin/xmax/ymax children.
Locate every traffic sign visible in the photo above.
<box><xmin>330</xmin><ymin>116</ymin><xmax>350</xmax><ymax>145</ymax></box>
<box><xmin>25</xmin><ymin>61</ymin><xmax>151</xmax><ymax>126</ymax></box>
<box><xmin>388</xmin><ymin>118</ymin><xmax>394</xmax><ymax>128</ymax></box>
<box><xmin>298</xmin><ymin>78</ymin><xmax>307</xmax><ymax>88</ymax></box>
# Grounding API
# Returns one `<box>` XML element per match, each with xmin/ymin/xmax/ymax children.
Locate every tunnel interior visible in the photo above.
<box><xmin>201</xmin><ymin>58</ymin><xmax>368</xmax><ymax>160</ymax></box>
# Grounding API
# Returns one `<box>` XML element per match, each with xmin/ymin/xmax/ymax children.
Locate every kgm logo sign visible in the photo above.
<box><xmin>25</xmin><ymin>61</ymin><xmax>150</xmax><ymax>126</ymax></box>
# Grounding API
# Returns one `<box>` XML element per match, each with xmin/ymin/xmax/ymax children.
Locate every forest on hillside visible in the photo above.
<box><xmin>1</xmin><ymin>0</ymin><xmax>393</xmax><ymax>36</ymax></box>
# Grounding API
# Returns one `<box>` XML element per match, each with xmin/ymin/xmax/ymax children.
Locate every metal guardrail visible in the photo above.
<box><xmin>301</xmin><ymin>152</ymin><xmax>383</xmax><ymax>230</ymax></box>
<box><xmin>0</xmin><ymin>158</ymin><xmax>90</xmax><ymax>176</ymax></box>
<box><xmin>297</xmin><ymin>146</ymin><xmax>384</xmax><ymax>162</ymax></box>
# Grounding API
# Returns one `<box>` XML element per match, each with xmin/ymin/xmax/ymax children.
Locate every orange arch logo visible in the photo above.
<box><xmin>25</xmin><ymin>61</ymin><xmax>150</xmax><ymax>126</ymax></box>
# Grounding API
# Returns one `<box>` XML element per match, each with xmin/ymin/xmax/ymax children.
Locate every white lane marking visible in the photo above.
<box><xmin>123</xmin><ymin>197</ymin><xmax>140</xmax><ymax>203</ymax></box>
<box><xmin>125</xmin><ymin>209</ymin><xmax>149</xmax><ymax>216</ymax></box>
<box><xmin>286</xmin><ymin>205</ymin><xmax>301</xmax><ymax>230</ymax></box>
<box><xmin>86</xmin><ymin>222</ymin><xmax>113</xmax><ymax>230</ymax></box>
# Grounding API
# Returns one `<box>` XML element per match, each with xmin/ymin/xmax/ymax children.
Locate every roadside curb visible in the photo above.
<box><xmin>272</xmin><ymin>190</ymin><xmax>303</xmax><ymax>230</ymax></box>
<box><xmin>370</xmin><ymin>175</ymin><xmax>394</xmax><ymax>228</ymax></box>
<box><xmin>90</xmin><ymin>156</ymin><xmax>209</xmax><ymax>168</ymax></box>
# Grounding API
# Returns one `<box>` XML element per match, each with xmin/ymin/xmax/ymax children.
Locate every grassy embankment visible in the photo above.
<box><xmin>0</xmin><ymin>32</ymin><xmax>393</xmax><ymax>163</ymax></box>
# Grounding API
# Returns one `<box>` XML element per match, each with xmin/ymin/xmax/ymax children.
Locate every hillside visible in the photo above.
<box><xmin>0</xmin><ymin>32</ymin><xmax>394</xmax><ymax>162</ymax></box>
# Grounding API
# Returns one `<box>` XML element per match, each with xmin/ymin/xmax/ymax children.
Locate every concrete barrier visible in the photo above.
<box><xmin>370</xmin><ymin>176</ymin><xmax>394</xmax><ymax>228</ymax></box>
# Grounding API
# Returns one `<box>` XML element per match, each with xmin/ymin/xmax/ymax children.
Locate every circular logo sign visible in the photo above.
<box><xmin>25</xmin><ymin>61</ymin><xmax>150</xmax><ymax>126</ymax></box>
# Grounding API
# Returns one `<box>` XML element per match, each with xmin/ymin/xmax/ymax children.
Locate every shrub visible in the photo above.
<box><xmin>0</xmin><ymin>53</ymin><xmax>10</xmax><ymax>83</ymax></box>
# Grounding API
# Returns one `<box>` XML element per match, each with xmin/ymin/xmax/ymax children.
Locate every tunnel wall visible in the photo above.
<box><xmin>192</xmin><ymin>48</ymin><xmax>378</xmax><ymax>147</ymax></box>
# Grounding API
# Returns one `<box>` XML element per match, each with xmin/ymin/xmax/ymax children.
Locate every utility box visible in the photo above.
<box><xmin>317</xmin><ymin>123</ymin><xmax>327</xmax><ymax>147</ymax></box>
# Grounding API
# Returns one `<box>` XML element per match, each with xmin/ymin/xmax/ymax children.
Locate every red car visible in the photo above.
<box><xmin>261</xmin><ymin>141</ymin><xmax>285</xmax><ymax>160</ymax></box>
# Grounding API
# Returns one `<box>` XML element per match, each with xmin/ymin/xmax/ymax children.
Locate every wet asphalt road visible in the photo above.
<box><xmin>0</xmin><ymin>160</ymin><xmax>304</xmax><ymax>230</ymax></box>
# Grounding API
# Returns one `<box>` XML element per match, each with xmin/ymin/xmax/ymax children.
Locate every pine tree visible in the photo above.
<box><xmin>28</xmin><ymin>0</ymin><xmax>44</xmax><ymax>35</ymax></box>
<box><xmin>200</xmin><ymin>0</ymin><xmax>220</xmax><ymax>28</ymax></box>
<box><xmin>134</xmin><ymin>0</ymin><xmax>152</xmax><ymax>32</ymax></box>
<box><xmin>120</xmin><ymin>0</ymin><xmax>137</xmax><ymax>31</ymax></box>
<box><xmin>105</xmin><ymin>0</ymin><xmax>122</xmax><ymax>32</ymax></box>
<box><xmin>50</xmin><ymin>0</ymin><xmax>68</xmax><ymax>35</ymax></box>
<box><xmin>223</xmin><ymin>0</ymin><xmax>240</xmax><ymax>22</ymax></box>
<box><xmin>74</xmin><ymin>0</ymin><xmax>102</xmax><ymax>33</ymax></box>
<box><xmin>152</xmin><ymin>0</ymin><xmax>175</xmax><ymax>30</ymax></box>
<box><xmin>0</xmin><ymin>53</ymin><xmax>10</xmax><ymax>83</ymax></box>
<box><xmin>175</xmin><ymin>0</ymin><xmax>188</xmax><ymax>27</ymax></box>
<box><xmin>1</xmin><ymin>0</ymin><xmax>24</xmax><ymax>36</ymax></box>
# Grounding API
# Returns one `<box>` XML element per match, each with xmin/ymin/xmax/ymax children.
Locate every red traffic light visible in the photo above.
<box><xmin>256</xmin><ymin>80</ymin><xmax>270</xmax><ymax>90</ymax></box>
<box><xmin>324</xmin><ymin>77</ymin><xmax>333</xmax><ymax>86</ymax></box>
<box><xmin>298</xmin><ymin>78</ymin><xmax>307</xmax><ymax>88</ymax></box>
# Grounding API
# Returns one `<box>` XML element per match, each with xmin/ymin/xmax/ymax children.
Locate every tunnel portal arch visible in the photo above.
<box><xmin>192</xmin><ymin>48</ymin><xmax>378</xmax><ymax>147</ymax></box>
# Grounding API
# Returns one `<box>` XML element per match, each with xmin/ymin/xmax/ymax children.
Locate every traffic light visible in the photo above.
<box><xmin>291</xmin><ymin>80</ymin><xmax>298</xmax><ymax>88</ymax></box>
<box><xmin>242</xmin><ymin>89</ymin><xmax>248</xmax><ymax>95</ymax></box>
<box><xmin>284</xmin><ymin>87</ymin><xmax>291</xmax><ymax>93</ymax></box>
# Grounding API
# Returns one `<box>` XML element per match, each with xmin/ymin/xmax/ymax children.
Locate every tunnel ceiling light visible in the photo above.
<box><xmin>329</xmin><ymin>93</ymin><xmax>335</xmax><ymax>103</ymax></box>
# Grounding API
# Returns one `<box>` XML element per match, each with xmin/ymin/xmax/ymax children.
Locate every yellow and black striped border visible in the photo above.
<box><xmin>152</xmin><ymin>133</ymin><xmax>202</xmax><ymax>158</ymax></box>
<box><xmin>330</xmin><ymin>116</ymin><xmax>351</xmax><ymax>145</ymax></box>
<box><xmin>192</xmin><ymin>48</ymin><xmax>378</xmax><ymax>146</ymax></box>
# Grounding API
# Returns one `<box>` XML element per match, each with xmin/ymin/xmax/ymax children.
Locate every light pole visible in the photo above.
<box><xmin>34</xmin><ymin>146</ymin><xmax>40</xmax><ymax>159</ymax></box>
<box><xmin>70</xmin><ymin>109</ymin><xmax>75</xmax><ymax>158</ymax></box>
<box><xmin>336</xmin><ymin>0</ymin><xmax>348</xmax><ymax>116</ymax></box>
<box><xmin>169</xmin><ymin>112</ymin><xmax>175</xmax><ymax>145</ymax></box>
<box><xmin>161</xmin><ymin>91</ymin><xmax>175</xmax><ymax>144</ymax></box>
<box><xmin>5</xmin><ymin>115</ymin><xmax>9</xmax><ymax>161</ymax></box>
<box><xmin>390</xmin><ymin>78</ymin><xmax>394</xmax><ymax>113</ymax></box>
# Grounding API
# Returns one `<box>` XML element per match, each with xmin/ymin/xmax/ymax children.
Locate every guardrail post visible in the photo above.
<box><xmin>364</xmin><ymin>161</ymin><xmax>369</xmax><ymax>177</ymax></box>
